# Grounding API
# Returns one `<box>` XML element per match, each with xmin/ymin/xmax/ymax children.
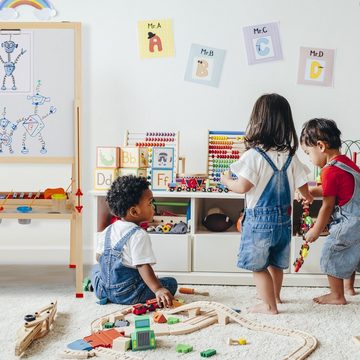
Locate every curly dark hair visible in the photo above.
<box><xmin>106</xmin><ymin>175</ymin><xmax>150</xmax><ymax>217</ymax></box>
<box><xmin>245</xmin><ymin>93</ymin><xmax>298</xmax><ymax>156</ymax></box>
<box><xmin>300</xmin><ymin>118</ymin><xmax>342</xmax><ymax>149</ymax></box>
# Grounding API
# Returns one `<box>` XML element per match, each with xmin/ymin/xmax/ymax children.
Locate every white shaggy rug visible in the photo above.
<box><xmin>1</xmin><ymin>266</ymin><xmax>360</xmax><ymax>360</ymax></box>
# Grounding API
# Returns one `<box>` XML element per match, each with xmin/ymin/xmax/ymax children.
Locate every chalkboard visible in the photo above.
<box><xmin>0</xmin><ymin>23</ymin><xmax>80</xmax><ymax>159</ymax></box>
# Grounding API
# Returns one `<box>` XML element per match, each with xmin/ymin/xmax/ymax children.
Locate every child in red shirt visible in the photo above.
<box><xmin>301</xmin><ymin>118</ymin><xmax>359</xmax><ymax>304</ymax></box>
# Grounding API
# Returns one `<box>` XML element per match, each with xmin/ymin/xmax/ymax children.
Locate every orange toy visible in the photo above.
<box><xmin>43</xmin><ymin>188</ymin><xmax>66</xmax><ymax>199</ymax></box>
<box><xmin>179</xmin><ymin>287</ymin><xmax>209</xmax><ymax>296</ymax></box>
<box><xmin>153</xmin><ymin>312</ymin><xmax>167</xmax><ymax>323</ymax></box>
<box><xmin>236</xmin><ymin>210</ymin><xmax>244</xmax><ymax>232</ymax></box>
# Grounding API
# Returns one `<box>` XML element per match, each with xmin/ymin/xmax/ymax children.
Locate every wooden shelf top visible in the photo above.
<box><xmin>90</xmin><ymin>190</ymin><xmax>244</xmax><ymax>199</ymax></box>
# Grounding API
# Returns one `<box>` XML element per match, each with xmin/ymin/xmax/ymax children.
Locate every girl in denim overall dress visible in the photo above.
<box><xmin>221</xmin><ymin>94</ymin><xmax>312</xmax><ymax>314</ymax></box>
<box><xmin>91</xmin><ymin>175</ymin><xmax>177</xmax><ymax>305</ymax></box>
<box><xmin>301</xmin><ymin>118</ymin><xmax>360</xmax><ymax>305</ymax></box>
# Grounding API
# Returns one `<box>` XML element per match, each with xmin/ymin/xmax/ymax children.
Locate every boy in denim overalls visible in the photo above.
<box><xmin>91</xmin><ymin>175</ymin><xmax>177</xmax><ymax>305</ymax></box>
<box><xmin>301</xmin><ymin>118</ymin><xmax>360</xmax><ymax>304</ymax></box>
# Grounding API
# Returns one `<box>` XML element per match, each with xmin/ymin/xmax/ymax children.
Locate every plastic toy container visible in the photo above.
<box><xmin>51</xmin><ymin>193</ymin><xmax>67</xmax><ymax>213</ymax></box>
<box><xmin>17</xmin><ymin>206</ymin><xmax>32</xmax><ymax>225</ymax></box>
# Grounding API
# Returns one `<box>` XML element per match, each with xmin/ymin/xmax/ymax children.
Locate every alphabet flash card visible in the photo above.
<box><xmin>243</xmin><ymin>22</ymin><xmax>283</xmax><ymax>65</ymax></box>
<box><xmin>96</xmin><ymin>146</ymin><xmax>120</xmax><ymax>168</ymax></box>
<box><xmin>297</xmin><ymin>47</ymin><xmax>335</xmax><ymax>87</ymax></box>
<box><xmin>137</xmin><ymin>19</ymin><xmax>174</xmax><ymax>59</ymax></box>
<box><xmin>152</xmin><ymin>147</ymin><xmax>174</xmax><ymax>169</ymax></box>
<box><xmin>184</xmin><ymin>44</ymin><xmax>226</xmax><ymax>87</ymax></box>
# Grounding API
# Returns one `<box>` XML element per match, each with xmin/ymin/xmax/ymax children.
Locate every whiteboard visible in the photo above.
<box><xmin>0</xmin><ymin>27</ymin><xmax>75</xmax><ymax>158</ymax></box>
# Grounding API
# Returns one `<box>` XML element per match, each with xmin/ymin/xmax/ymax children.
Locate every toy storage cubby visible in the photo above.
<box><xmin>150</xmin><ymin>197</ymin><xmax>191</xmax><ymax>272</ymax></box>
<box><xmin>192</xmin><ymin>196</ymin><xmax>245</xmax><ymax>273</ymax></box>
<box><xmin>92</xmin><ymin>192</ymin><xmax>359</xmax><ymax>286</ymax></box>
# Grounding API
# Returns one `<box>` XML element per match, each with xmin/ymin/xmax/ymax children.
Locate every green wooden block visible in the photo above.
<box><xmin>103</xmin><ymin>322</ymin><xmax>115</xmax><ymax>329</ymax></box>
<box><xmin>167</xmin><ymin>317</ymin><xmax>180</xmax><ymax>325</ymax></box>
<box><xmin>176</xmin><ymin>343</ymin><xmax>193</xmax><ymax>353</ymax></box>
<box><xmin>200</xmin><ymin>348</ymin><xmax>216</xmax><ymax>357</ymax></box>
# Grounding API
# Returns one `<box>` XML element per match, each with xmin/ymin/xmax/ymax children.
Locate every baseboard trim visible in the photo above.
<box><xmin>156</xmin><ymin>271</ymin><xmax>360</xmax><ymax>287</ymax></box>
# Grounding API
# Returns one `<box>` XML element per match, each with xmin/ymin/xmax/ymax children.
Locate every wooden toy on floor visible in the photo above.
<box><xmin>91</xmin><ymin>301</ymin><xmax>317</xmax><ymax>360</ymax></box>
<box><xmin>60</xmin><ymin>347</ymin><xmax>143</xmax><ymax>359</ymax></box>
<box><xmin>15</xmin><ymin>301</ymin><xmax>57</xmax><ymax>356</ymax></box>
<box><xmin>200</xmin><ymin>348</ymin><xmax>217</xmax><ymax>357</ymax></box>
<box><xmin>179</xmin><ymin>287</ymin><xmax>209</xmax><ymax>296</ymax></box>
<box><xmin>227</xmin><ymin>337</ymin><xmax>247</xmax><ymax>345</ymax></box>
<box><xmin>176</xmin><ymin>343</ymin><xmax>193</xmax><ymax>353</ymax></box>
<box><xmin>353</xmin><ymin>336</ymin><xmax>360</xmax><ymax>345</ymax></box>
<box><xmin>83</xmin><ymin>328</ymin><xmax>124</xmax><ymax>348</ymax></box>
<box><xmin>131</xmin><ymin>316</ymin><xmax>156</xmax><ymax>351</ymax></box>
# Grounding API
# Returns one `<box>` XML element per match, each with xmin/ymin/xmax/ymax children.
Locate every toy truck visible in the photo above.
<box><xmin>131</xmin><ymin>316</ymin><xmax>156</xmax><ymax>351</ymax></box>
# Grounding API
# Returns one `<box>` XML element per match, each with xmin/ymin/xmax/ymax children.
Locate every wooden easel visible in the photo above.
<box><xmin>0</xmin><ymin>22</ymin><xmax>83</xmax><ymax>297</ymax></box>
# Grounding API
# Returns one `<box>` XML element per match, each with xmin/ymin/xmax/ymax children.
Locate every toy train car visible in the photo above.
<box><xmin>168</xmin><ymin>176</ymin><xmax>228</xmax><ymax>193</ymax></box>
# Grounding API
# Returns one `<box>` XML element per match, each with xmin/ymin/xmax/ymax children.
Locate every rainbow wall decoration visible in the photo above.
<box><xmin>0</xmin><ymin>0</ymin><xmax>57</xmax><ymax>20</ymax></box>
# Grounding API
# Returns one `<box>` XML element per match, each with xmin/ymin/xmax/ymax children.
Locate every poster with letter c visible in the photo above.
<box><xmin>243</xmin><ymin>22</ymin><xmax>283</xmax><ymax>65</ymax></box>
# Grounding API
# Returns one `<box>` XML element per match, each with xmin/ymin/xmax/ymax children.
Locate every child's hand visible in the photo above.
<box><xmin>220</xmin><ymin>171</ymin><xmax>231</xmax><ymax>185</ymax></box>
<box><xmin>302</xmin><ymin>193</ymin><xmax>314</xmax><ymax>206</ymax></box>
<box><xmin>295</xmin><ymin>190</ymin><xmax>313</xmax><ymax>205</ymax></box>
<box><xmin>155</xmin><ymin>287</ymin><xmax>173</xmax><ymax>308</ymax></box>
<box><xmin>304</xmin><ymin>228</ymin><xmax>318</xmax><ymax>243</ymax></box>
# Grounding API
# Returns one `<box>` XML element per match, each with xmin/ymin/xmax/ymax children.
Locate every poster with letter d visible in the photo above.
<box><xmin>297</xmin><ymin>47</ymin><xmax>335</xmax><ymax>87</ymax></box>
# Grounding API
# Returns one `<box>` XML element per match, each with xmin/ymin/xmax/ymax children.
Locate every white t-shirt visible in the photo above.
<box><xmin>96</xmin><ymin>220</ymin><xmax>156</xmax><ymax>268</ymax></box>
<box><xmin>230</xmin><ymin>148</ymin><xmax>311</xmax><ymax>208</ymax></box>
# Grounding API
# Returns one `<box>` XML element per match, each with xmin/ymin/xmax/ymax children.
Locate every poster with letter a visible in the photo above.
<box><xmin>137</xmin><ymin>19</ymin><xmax>174</xmax><ymax>59</ymax></box>
<box><xmin>243</xmin><ymin>22</ymin><xmax>283</xmax><ymax>65</ymax></box>
<box><xmin>297</xmin><ymin>47</ymin><xmax>335</xmax><ymax>87</ymax></box>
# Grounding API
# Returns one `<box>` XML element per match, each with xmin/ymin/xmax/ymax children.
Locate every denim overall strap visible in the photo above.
<box><xmin>325</xmin><ymin>160</ymin><xmax>360</xmax><ymax>216</ymax></box>
<box><xmin>113</xmin><ymin>226</ymin><xmax>140</xmax><ymax>253</ymax></box>
<box><xmin>254</xmin><ymin>147</ymin><xmax>278</xmax><ymax>172</ymax></box>
<box><xmin>252</xmin><ymin>147</ymin><xmax>293</xmax><ymax>210</ymax></box>
<box><xmin>282</xmin><ymin>153</ymin><xmax>293</xmax><ymax>172</ymax></box>
<box><xmin>104</xmin><ymin>226</ymin><xmax>113</xmax><ymax>251</ymax></box>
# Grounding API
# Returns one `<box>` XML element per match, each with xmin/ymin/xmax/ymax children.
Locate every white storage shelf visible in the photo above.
<box><xmin>91</xmin><ymin>191</ymin><xmax>359</xmax><ymax>287</ymax></box>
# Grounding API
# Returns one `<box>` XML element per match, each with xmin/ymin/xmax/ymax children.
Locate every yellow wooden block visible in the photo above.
<box><xmin>120</xmin><ymin>147</ymin><xmax>148</xmax><ymax>168</ymax></box>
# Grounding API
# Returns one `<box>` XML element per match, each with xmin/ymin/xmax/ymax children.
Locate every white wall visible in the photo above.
<box><xmin>1</xmin><ymin>0</ymin><xmax>360</xmax><ymax>264</ymax></box>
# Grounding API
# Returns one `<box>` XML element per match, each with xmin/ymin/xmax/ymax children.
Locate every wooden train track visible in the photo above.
<box><xmin>60</xmin><ymin>347</ymin><xmax>143</xmax><ymax>359</ymax></box>
<box><xmin>91</xmin><ymin>301</ymin><xmax>317</xmax><ymax>360</ymax></box>
<box><xmin>168</xmin><ymin>301</ymin><xmax>318</xmax><ymax>360</ymax></box>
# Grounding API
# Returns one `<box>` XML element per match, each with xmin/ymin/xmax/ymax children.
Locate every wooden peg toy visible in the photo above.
<box><xmin>179</xmin><ymin>287</ymin><xmax>209</xmax><ymax>296</ymax></box>
<box><xmin>28</xmin><ymin>189</ymin><xmax>41</xmax><ymax>209</ymax></box>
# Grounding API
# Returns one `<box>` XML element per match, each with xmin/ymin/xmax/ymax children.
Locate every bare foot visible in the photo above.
<box><xmin>344</xmin><ymin>288</ymin><xmax>357</xmax><ymax>296</ymax></box>
<box><xmin>248</xmin><ymin>303</ymin><xmax>278</xmax><ymax>315</ymax></box>
<box><xmin>313</xmin><ymin>293</ymin><xmax>347</xmax><ymax>305</ymax></box>
<box><xmin>257</xmin><ymin>294</ymin><xmax>283</xmax><ymax>304</ymax></box>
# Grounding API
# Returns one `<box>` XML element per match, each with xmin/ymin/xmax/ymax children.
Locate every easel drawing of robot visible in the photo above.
<box><xmin>0</xmin><ymin>107</ymin><xmax>21</xmax><ymax>154</ymax></box>
<box><xmin>0</xmin><ymin>34</ymin><xmax>27</xmax><ymax>91</ymax></box>
<box><xmin>21</xmin><ymin>80</ymin><xmax>56</xmax><ymax>154</ymax></box>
